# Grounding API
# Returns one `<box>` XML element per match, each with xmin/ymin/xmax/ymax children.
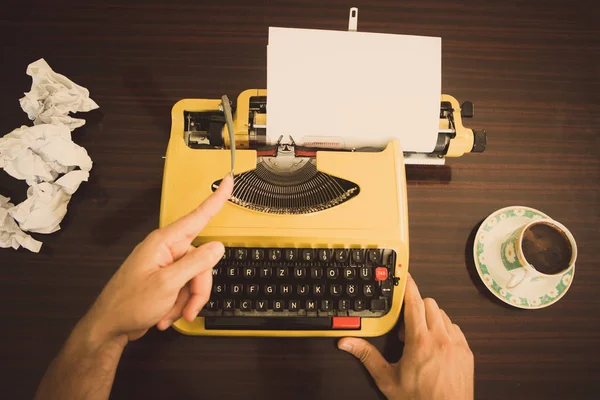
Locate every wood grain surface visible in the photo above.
<box><xmin>1</xmin><ymin>0</ymin><xmax>599</xmax><ymax>399</ymax></box>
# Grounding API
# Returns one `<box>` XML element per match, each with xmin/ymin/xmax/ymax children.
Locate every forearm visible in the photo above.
<box><xmin>35</xmin><ymin>314</ymin><xmax>128</xmax><ymax>400</ymax></box>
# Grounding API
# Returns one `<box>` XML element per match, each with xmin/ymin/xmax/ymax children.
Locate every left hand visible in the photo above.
<box><xmin>338</xmin><ymin>274</ymin><xmax>474</xmax><ymax>400</ymax></box>
<box><xmin>83</xmin><ymin>174</ymin><xmax>233</xmax><ymax>342</ymax></box>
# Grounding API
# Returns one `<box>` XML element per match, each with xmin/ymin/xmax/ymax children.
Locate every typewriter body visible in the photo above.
<box><xmin>160</xmin><ymin>89</ymin><xmax>486</xmax><ymax>337</ymax></box>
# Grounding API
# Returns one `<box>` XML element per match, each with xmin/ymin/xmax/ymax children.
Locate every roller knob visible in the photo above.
<box><xmin>471</xmin><ymin>130</ymin><xmax>487</xmax><ymax>153</ymax></box>
<box><xmin>461</xmin><ymin>101</ymin><xmax>474</xmax><ymax>118</ymax></box>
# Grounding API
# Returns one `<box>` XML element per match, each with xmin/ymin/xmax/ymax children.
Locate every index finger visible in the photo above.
<box><xmin>403</xmin><ymin>273</ymin><xmax>428</xmax><ymax>342</ymax></box>
<box><xmin>161</xmin><ymin>174</ymin><xmax>233</xmax><ymax>246</ymax></box>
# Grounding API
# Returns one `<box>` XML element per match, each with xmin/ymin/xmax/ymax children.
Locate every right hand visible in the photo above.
<box><xmin>82</xmin><ymin>174</ymin><xmax>233</xmax><ymax>343</ymax></box>
<box><xmin>338</xmin><ymin>274</ymin><xmax>474</xmax><ymax>400</ymax></box>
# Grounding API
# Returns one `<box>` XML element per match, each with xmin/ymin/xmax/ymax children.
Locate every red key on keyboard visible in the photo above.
<box><xmin>332</xmin><ymin>316</ymin><xmax>361</xmax><ymax>329</ymax></box>
<box><xmin>375</xmin><ymin>267</ymin><xmax>388</xmax><ymax>281</ymax></box>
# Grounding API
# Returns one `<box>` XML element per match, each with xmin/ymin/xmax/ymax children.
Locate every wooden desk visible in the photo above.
<box><xmin>1</xmin><ymin>1</ymin><xmax>598</xmax><ymax>399</ymax></box>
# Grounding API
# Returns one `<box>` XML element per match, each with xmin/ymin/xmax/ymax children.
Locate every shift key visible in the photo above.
<box><xmin>370</xmin><ymin>299</ymin><xmax>386</xmax><ymax>311</ymax></box>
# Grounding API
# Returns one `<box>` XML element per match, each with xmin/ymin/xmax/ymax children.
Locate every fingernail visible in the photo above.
<box><xmin>338</xmin><ymin>340</ymin><xmax>354</xmax><ymax>352</ymax></box>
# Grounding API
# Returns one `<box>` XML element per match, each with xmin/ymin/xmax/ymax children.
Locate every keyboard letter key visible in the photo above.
<box><xmin>346</xmin><ymin>284</ymin><xmax>358</xmax><ymax>297</ymax></box>
<box><xmin>247</xmin><ymin>284</ymin><xmax>259</xmax><ymax>296</ymax></box>
<box><xmin>297</xmin><ymin>284</ymin><xmax>310</xmax><ymax>295</ymax></box>
<box><xmin>256</xmin><ymin>300</ymin><xmax>268</xmax><ymax>311</ymax></box>
<box><xmin>326</xmin><ymin>267</ymin><xmax>339</xmax><ymax>279</ymax></box>
<box><xmin>265</xmin><ymin>284</ymin><xmax>276</xmax><ymax>295</ymax></box>
<box><xmin>310</xmin><ymin>267</ymin><xmax>322</xmax><ymax>279</ymax></box>
<box><xmin>240</xmin><ymin>300</ymin><xmax>252</xmax><ymax>311</ymax></box>
<box><xmin>243</xmin><ymin>267</ymin><xmax>256</xmax><ymax>279</ymax></box>
<box><xmin>295</xmin><ymin>267</ymin><xmax>307</xmax><ymax>279</ymax></box>
<box><xmin>277</xmin><ymin>267</ymin><xmax>289</xmax><ymax>278</ymax></box>
<box><xmin>330</xmin><ymin>284</ymin><xmax>342</xmax><ymax>296</ymax></box>
<box><xmin>224</xmin><ymin>299</ymin><xmax>235</xmax><ymax>310</ymax></box>
<box><xmin>206</xmin><ymin>300</ymin><xmax>219</xmax><ymax>310</ymax></box>
<box><xmin>214</xmin><ymin>284</ymin><xmax>225</xmax><ymax>294</ymax></box>
<box><xmin>260</xmin><ymin>267</ymin><xmax>272</xmax><ymax>278</ymax></box>
<box><xmin>290</xmin><ymin>300</ymin><xmax>300</xmax><ymax>311</ymax></box>
<box><xmin>313</xmin><ymin>284</ymin><xmax>325</xmax><ymax>296</ymax></box>
<box><xmin>359</xmin><ymin>267</ymin><xmax>372</xmax><ymax>280</ymax></box>
<box><xmin>281</xmin><ymin>284</ymin><xmax>292</xmax><ymax>295</ymax></box>
<box><xmin>273</xmin><ymin>300</ymin><xmax>285</xmax><ymax>311</ymax></box>
<box><xmin>227</xmin><ymin>267</ymin><xmax>238</xmax><ymax>278</ymax></box>
<box><xmin>231</xmin><ymin>284</ymin><xmax>243</xmax><ymax>295</ymax></box>
<box><xmin>343</xmin><ymin>267</ymin><xmax>356</xmax><ymax>280</ymax></box>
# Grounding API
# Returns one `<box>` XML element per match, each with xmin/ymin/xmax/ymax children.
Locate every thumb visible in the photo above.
<box><xmin>167</xmin><ymin>241</ymin><xmax>224</xmax><ymax>288</ymax></box>
<box><xmin>338</xmin><ymin>338</ymin><xmax>395</xmax><ymax>394</ymax></box>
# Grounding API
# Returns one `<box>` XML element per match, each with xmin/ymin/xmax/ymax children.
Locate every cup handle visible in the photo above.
<box><xmin>506</xmin><ymin>266</ymin><xmax>530</xmax><ymax>289</ymax></box>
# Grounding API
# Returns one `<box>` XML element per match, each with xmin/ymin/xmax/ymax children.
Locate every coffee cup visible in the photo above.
<box><xmin>500</xmin><ymin>218</ymin><xmax>576</xmax><ymax>289</ymax></box>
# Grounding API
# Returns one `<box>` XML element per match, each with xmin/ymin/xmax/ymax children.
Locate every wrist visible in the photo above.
<box><xmin>74</xmin><ymin>312</ymin><xmax>128</xmax><ymax>355</ymax></box>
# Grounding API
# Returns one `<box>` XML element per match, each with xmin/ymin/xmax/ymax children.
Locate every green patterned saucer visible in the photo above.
<box><xmin>473</xmin><ymin>206</ymin><xmax>575</xmax><ymax>309</ymax></box>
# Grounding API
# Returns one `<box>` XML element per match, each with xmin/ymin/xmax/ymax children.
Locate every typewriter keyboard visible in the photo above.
<box><xmin>199</xmin><ymin>247</ymin><xmax>397</xmax><ymax>330</ymax></box>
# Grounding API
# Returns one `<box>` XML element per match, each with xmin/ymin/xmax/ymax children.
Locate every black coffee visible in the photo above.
<box><xmin>522</xmin><ymin>222</ymin><xmax>572</xmax><ymax>275</ymax></box>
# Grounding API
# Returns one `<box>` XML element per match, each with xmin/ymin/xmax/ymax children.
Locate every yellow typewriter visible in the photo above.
<box><xmin>159</xmin><ymin>89</ymin><xmax>486</xmax><ymax>337</ymax></box>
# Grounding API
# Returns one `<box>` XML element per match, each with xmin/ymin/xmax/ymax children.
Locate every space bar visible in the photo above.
<box><xmin>204</xmin><ymin>317</ymin><xmax>332</xmax><ymax>330</ymax></box>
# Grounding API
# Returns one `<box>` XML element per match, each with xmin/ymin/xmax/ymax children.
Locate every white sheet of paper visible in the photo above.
<box><xmin>0</xmin><ymin>195</ymin><xmax>42</xmax><ymax>253</ymax></box>
<box><xmin>267</xmin><ymin>27</ymin><xmax>441</xmax><ymax>152</ymax></box>
<box><xmin>19</xmin><ymin>58</ymin><xmax>99</xmax><ymax>131</ymax></box>
<box><xmin>0</xmin><ymin>124</ymin><xmax>92</xmax><ymax>185</ymax></box>
<box><xmin>1</xmin><ymin>59</ymin><xmax>98</xmax><ymax>252</ymax></box>
<box><xmin>8</xmin><ymin>170</ymin><xmax>88</xmax><ymax>234</ymax></box>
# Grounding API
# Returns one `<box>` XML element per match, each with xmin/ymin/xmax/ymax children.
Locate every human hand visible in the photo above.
<box><xmin>83</xmin><ymin>174</ymin><xmax>233</xmax><ymax>343</ymax></box>
<box><xmin>338</xmin><ymin>274</ymin><xmax>474</xmax><ymax>400</ymax></box>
